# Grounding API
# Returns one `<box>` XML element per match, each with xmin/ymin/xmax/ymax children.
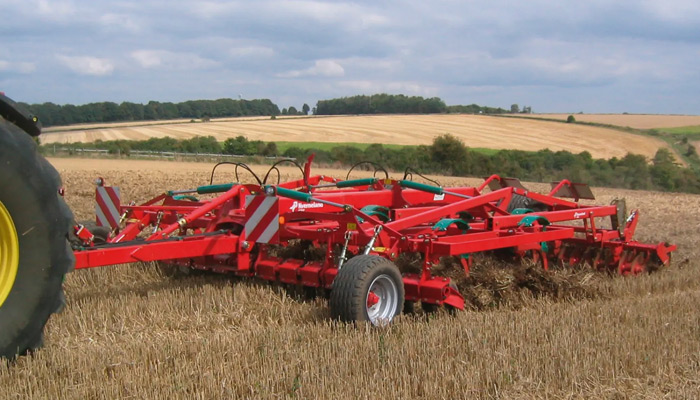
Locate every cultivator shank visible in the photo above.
<box><xmin>71</xmin><ymin>160</ymin><xmax>676</xmax><ymax>325</ymax></box>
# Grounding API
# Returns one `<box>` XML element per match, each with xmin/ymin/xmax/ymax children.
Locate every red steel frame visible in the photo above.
<box><xmin>72</xmin><ymin>163</ymin><xmax>677</xmax><ymax>309</ymax></box>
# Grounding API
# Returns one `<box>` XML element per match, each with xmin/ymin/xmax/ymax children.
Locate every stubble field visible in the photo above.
<box><xmin>521</xmin><ymin>113</ymin><xmax>700</xmax><ymax>130</ymax></box>
<box><xmin>39</xmin><ymin>114</ymin><xmax>672</xmax><ymax>160</ymax></box>
<box><xmin>1</xmin><ymin>158</ymin><xmax>699</xmax><ymax>399</ymax></box>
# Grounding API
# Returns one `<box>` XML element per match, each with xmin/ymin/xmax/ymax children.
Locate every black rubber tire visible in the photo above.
<box><xmin>0</xmin><ymin>119</ymin><xmax>74</xmax><ymax>359</ymax></box>
<box><xmin>330</xmin><ymin>255</ymin><xmax>404</xmax><ymax>325</ymax></box>
<box><xmin>90</xmin><ymin>226</ymin><xmax>110</xmax><ymax>245</ymax></box>
<box><xmin>506</xmin><ymin>194</ymin><xmax>547</xmax><ymax>213</ymax></box>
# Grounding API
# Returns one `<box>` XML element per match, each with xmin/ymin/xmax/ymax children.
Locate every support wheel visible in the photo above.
<box><xmin>330</xmin><ymin>255</ymin><xmax>404</xmax><ymax>326</ymax></box>
<box><xmin>0</xmin><ymin>117</ymin><xmax>74</xmax><ymax>359</ymax></box>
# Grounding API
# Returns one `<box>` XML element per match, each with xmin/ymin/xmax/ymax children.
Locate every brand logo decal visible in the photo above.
<box><xmin>290</xmin><ymin>201</ymin><xmax>324</xmax><ymax>212</ymax></box>
<box><xmin>573</xmin><ymin>211</ymin><xmax>586</xmax><ymax>218</ymax></box>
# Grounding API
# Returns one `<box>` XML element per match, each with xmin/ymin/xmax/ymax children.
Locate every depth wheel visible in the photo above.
<box><xmin>0</xmin><ymin>118</ymin><xmax>74</xmax><ymax>359</ymax></box>
<box><xmin>330</xmin><ymin>255</ymin><xmax>404</xmax><ymax>326</ymax></box>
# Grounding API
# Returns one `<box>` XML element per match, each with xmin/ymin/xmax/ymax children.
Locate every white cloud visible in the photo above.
<box><xmin>277</xmin><ymin>59</ymin><xmax>345</xmax><ymax>78</ymax></box>
<box><xmin>131</xmin><ymin>50</ymin><xmax>220</xmax><ymax>70</ymax></box>
<box><xmin>99</xmin><ymin>13</ymin><xmax>142</xmax><ymax>33</ymax></box>
<box><xmin>228</xmin><ymin>46</ymin><xmax>275</xmax><ymax>58</ymax></box>
<box><xmin>36</xmin><ymin>0</ymin><xmax>76</xmax><ymax>19</ymax></box>
<box><xmin>131</xmin><ymin>50</ymin><xmax>162</xmax><ymax>68</ymax></box>
<box><xmin>338</xmin><ymin>80</ymin><xmax>437</xmax><ymax>96</ymax></box>
<box><xmin>56</xmin><ymin>55</ymin><xmax>114</xmax><ymax>76</ymax></box>
<box><xmin>0</xmin><ymin>60</ymin><xmax>35</xmax><ymax>73</ymax></box>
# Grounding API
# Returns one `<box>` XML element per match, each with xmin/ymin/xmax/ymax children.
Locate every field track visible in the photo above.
<box><xmin>1</xmin><ymin>158</ymin><xmax>698</xmax><ymax>399</ymax></box>
<box><xmin>40</xmin><ymin>114</ymin><xmax>672</xmax><ymax>160</ymax></box>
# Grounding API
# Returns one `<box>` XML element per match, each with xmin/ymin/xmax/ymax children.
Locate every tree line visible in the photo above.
<box><xmin>23</xmin><ymin>94</ymin><xmax>513</xmax><ymax>127</ymax></box>
<box><xmin>21</xmin><ymin>98</ymin><xmax>281</xmax><ymax>127</ymax></box>
<box><xmin>43</xmin><ymin>134</ymin><xmax>700</xmax><ymax>194</ymax></box>
<box><xmin>314</xmin><ymin>94</ymin><xmax>509</xmax><ymax>115</ymax></box>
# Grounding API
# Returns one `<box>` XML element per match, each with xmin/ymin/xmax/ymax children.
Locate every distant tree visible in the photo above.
<box><xmin>650</xmin><ymin>148</ymin><xmax>678</xmax><ymax>190</ymax></box>
<box><xmin>223</xmin><ymin>136</ymin><xmax>252</xmax><ymax>155</ymax></box>
<box><xmin>281</xmin><ymin>108</ymin><xmax>288</xmax><ymax>115</ymax></box>
<box><xmin>302</xmin><ymin>103</ymin><xmax>310</xmax><ymax>115</ymax></box>
<box><xmin>566</xmin><ymin>115</ymin><xmax>576</xmax><ymax>123</ymax></box>
<box><xmin>510</xmin><ymin>104</ymin><xmax>519</xmax><ymax>113</ymax></box>
<box><xmin>288</xmin><ymin>106</ymin><xmax>298</xmax><ymax>115</ymax></box>
<box><xmin>262</xmin><ymin>142</ymin><xmax>278</xmax><ymax>156</ymax></box>
<box><xmin>430</xmin><ymin>134</ymin><xmax>468</xmax><ymax>175</ymax></box>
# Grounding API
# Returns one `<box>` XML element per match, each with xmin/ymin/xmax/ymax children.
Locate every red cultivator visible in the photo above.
<box><xmin>71</xmin><ymin>158</ymin><xmax>676</xmax><ymax>325</ymax></box>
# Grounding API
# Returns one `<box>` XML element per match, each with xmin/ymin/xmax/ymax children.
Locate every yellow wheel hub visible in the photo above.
<box><xmin>0</xmin><ymin>200</ymin><xmax>19</xmax><ymax>308</ymax></box>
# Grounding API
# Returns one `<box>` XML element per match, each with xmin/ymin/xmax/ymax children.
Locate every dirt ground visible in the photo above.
<box><xmin>2</xmin><ymin>158</ymin><xmax>699</xmax><ymax>399</ymax></box>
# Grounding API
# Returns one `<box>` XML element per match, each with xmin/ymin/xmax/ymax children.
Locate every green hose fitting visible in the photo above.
<box><xmin>273</xmin><ymin>186</ymin><xmax>314</xmax><ymax>202</ymax></box>
<box><xmin>196</xmin><ymin>183</ymin><xmax>235</xmax><ymax>194</ymax></box>
<box><xmin>399</xmin><ymin>180</ymin><xmax>444</xmax><ymax>195</ymax></box>
<box><xmin>336</xmin><ymin>178</ymin><xmax>378</xmax><ymax>188</ymax></box>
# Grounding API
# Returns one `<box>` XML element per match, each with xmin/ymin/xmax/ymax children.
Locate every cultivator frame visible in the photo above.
<box><xmin>71</xmin><ymin>158</ymin><xmax>676</xmax><ymax>324</ymax></box>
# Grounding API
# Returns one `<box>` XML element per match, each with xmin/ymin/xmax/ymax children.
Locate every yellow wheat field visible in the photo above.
<box><xmin>1</xmin><ymin>158</ymin><xmax>698</xmax><ymax>399</ymax></box>
<box><xmin>40</xmin><ymin>114</ymin><xmax>672</xmax><ymax>160</ymax></box>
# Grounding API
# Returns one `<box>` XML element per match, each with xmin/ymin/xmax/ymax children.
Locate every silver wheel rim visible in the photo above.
<box><xmin>365</xmin><ymin>274</ymin><xmax>399</xmax><ymax>326</ymax></box>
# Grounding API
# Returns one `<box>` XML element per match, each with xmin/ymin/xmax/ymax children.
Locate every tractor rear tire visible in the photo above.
<box><xmin>330</xmin><ymin>255</ymin><xmax>404</xmax><ymax>326</ymax></box>
<box><xmin>0</xmin><ymin>119</ymin><xmax>74</xmax><ymax>359</ymax></box>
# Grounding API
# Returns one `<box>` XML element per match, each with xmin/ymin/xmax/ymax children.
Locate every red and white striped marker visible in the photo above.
<box><xmin>95</xmin><ymin>186</ymin><xmax>121</xmax><ymax>228</ymax></box>
<box><xmin>244</xmin><ymin>195</ymin><xmax>280</xmax><ymax>244</ymax></box>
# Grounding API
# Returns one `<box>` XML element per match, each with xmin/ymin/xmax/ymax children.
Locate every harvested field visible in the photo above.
<box><xmin>522</xmin><ymin>113</ymin><xmax>700</xmax><ymax>129</ymax></box>
<box><xmin>2</xmin><ymin>158</ymin><xmax>699</xmax><ymax>399</ymax></box>
<box><xmin>39</xmin><ymin>114</ymin><xmax>671</xmax><ymax>160</ymax></box>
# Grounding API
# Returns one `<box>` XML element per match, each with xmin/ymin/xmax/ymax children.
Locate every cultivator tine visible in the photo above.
<box><xmin>579</xmin><ymin>246</ymin><xmax>595</xmax><ymax>268</ymax></box>
<box><xmin>525</xmin><ymin>249</ymin><xmax>548</xmax><ymax>270</ymax></box>
<box><xmin>617</xmin><ymin>250</ymin><xmax>633</xmax><ymax>275</ymax></box>
<box><xmin>556</xmin><ymin>243</ymin><xmax>569</xmax><ymax>267</ymax></box>
<box><xmin>630</xmin><ymin>252</ymin><xmax>651</xmax><ymax>275</ymax></box>
<box><xmin>591</xmin><ymin>248</ymin><xmax>610</xmax><ymax>272</ymax></box>
<box><xmin>568</xmin><ymin>245</ymin><xmax>585</xmax><ymax>267</ymax></box>
<box><xmin>616</xmin><ymin>249</ymin><xmax>654</xmax><ymax>275</ymax></box>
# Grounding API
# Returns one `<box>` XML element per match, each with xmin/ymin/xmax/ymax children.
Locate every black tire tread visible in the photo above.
<box><xmin>0</xmin><ymin>119</ymin><xmax>74</xmax><ymax>359</ymax></box>
<box><xmin>329</xmin><ymin>255</ymin><xmax>404</xmax><ymax>323</ymax></box>
<box><xmin>507</xmin><ymin>194</ymin><xmax>547</xmax><ymax>214</ymax></box>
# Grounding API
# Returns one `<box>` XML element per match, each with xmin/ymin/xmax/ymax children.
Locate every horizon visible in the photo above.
<box><xmin>12</xmin><ymin>95</ymin><xmax>700</xmax><ymax>117</ymax></box>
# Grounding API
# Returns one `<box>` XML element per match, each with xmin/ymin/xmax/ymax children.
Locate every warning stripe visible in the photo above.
<box><xmin>96</xmin><ymin>194</ymin><xmax>117</xmax><ymax>227</ymax></box>
<box><xmin>96</xmin><ymin>186</ymin><xmax>120</xmax><ymax>228</ymax></box>
<box><xmin>245</xmin><ymin>196</ymin><xmax>279</xmax><ymax>243</ymax></box>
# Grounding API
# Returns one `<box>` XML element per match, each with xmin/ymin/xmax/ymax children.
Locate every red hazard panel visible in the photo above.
<box><xmin>95</xmin><ymin>186</ymin><xmax>121</xmax><ymax>228</ymax></box>
<box><xmin>244</xmin><ymin>195</ymin><xmax>280</xmax><ymax>244</ymax></box>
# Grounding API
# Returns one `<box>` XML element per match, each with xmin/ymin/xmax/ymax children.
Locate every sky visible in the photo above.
<box><xmin>1</xmin><ymin>0</ymin><xmax>699</xmax><ymax>114</ymax></box>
